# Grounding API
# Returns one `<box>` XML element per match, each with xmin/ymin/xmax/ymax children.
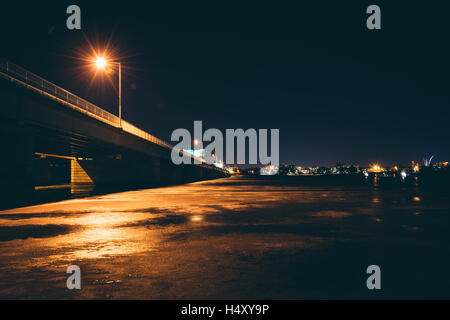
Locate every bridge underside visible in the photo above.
<box><xmin>0</xmin><ymin>76</ymin><xmax>225</xmax><ymax>204</ymax></box>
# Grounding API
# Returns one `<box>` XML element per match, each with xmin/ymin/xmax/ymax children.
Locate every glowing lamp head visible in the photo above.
<box><xmin>94</xmin><ymin>57</ymin><xmax>107</xmax><ymax>69</ymax></box>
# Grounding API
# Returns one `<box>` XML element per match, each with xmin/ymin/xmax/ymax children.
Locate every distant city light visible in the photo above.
<box><xmin>401</xmin><ymin>171</ymin><xmax>407</xmax><ymax>179</ymax></box>
<box><xmin>183</xmin><ymin>149</ymin><xmax>205</xmax><ymax>158</ymax></box>
<box><xmin>368</xmin><ymin>164</ymin><xmax>385</xmax><ymax>173</ymax></box>
<box><xmin>260</xmin><ymin>165</ymin><xmax>278</xmax><ymax>175</ymax></box>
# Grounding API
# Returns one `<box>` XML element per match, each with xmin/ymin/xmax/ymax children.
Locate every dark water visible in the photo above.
<box><xmin>0</xmin><ymin>175</ymin><xmax>449</xmax><ymax>299</ymax></box>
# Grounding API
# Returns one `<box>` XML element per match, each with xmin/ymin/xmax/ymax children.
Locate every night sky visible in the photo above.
<box><xmin>1</xmin><ymin>1</ymin><xmax>449</xmax><ymax>166</ymax></box>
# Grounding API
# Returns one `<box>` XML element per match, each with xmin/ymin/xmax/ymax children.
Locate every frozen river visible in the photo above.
<box><xmin>0</xmin><ymin>176</ymin><xmax>449</xmax><ymax>299</ymax></box>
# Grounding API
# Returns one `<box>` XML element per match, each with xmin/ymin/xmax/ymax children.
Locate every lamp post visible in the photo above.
<box><xmin>94</xmin><ymin>57</ymin><xmax>122</xmax><ymax>127</ymax></box>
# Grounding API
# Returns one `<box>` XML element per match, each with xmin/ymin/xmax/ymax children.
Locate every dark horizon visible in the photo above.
<box><xmin>1</xmin><ymin>1</ymin><xmax>449</xmax><ymax>167</ymax></box>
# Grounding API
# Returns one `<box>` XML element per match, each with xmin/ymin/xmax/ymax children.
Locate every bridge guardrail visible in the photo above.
<box><xmin>0</xmin><ymin>57</ymin><xmax>120</xmax><ymax>127</ymax></box>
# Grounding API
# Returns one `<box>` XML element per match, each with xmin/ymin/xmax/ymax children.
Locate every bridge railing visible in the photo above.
<box><xmin>0</xmin><ymin>57</ymin><xmax>182</xmax><ymax>153</ymax></box>
<box><xmin>0</xmin><ymin>57</ymin><xmax>121</xmax><ymax>127</ymax></box>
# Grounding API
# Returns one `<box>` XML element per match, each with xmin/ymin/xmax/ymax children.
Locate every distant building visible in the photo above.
<box><xmin>331</xmin><ymin>164</ymin><xmax>359</xmax><ymax>175</ymax></box>
<box><xmin>260</xmin><ymin>165</ymin><xmax>279</xmax><ymax>175</ymax></box>
<box><xmin>183</xmin><ymin>149</ymin><xmax>205</xmax><ymax>158</ymax></box>
<box><xmin>278</xmin><ymin>165</ymin><xmax>298</xmax><ymax>176</ymax></box>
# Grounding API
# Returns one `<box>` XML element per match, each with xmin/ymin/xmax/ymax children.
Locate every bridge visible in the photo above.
<box><xmin>0</xmin><ymin>57</ymin><xmax>226</xmax><ymax>202</ymax></box>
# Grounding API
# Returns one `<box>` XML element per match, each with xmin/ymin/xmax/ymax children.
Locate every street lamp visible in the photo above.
<box><xmin>94</xmin><ymin>56</ymin><xmax>122</xmax><ymax>127</ymax></box>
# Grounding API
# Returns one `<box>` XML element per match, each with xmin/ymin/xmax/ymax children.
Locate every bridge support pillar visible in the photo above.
<box><xmin>71</xmin><ymin>156</ymin><xmax>162</xmax><ymax>189</ymax></box>
<box><xmin>0</xmin><ymin>125</ymin><xmax>35</xmax><ymax>203</ymax></box>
